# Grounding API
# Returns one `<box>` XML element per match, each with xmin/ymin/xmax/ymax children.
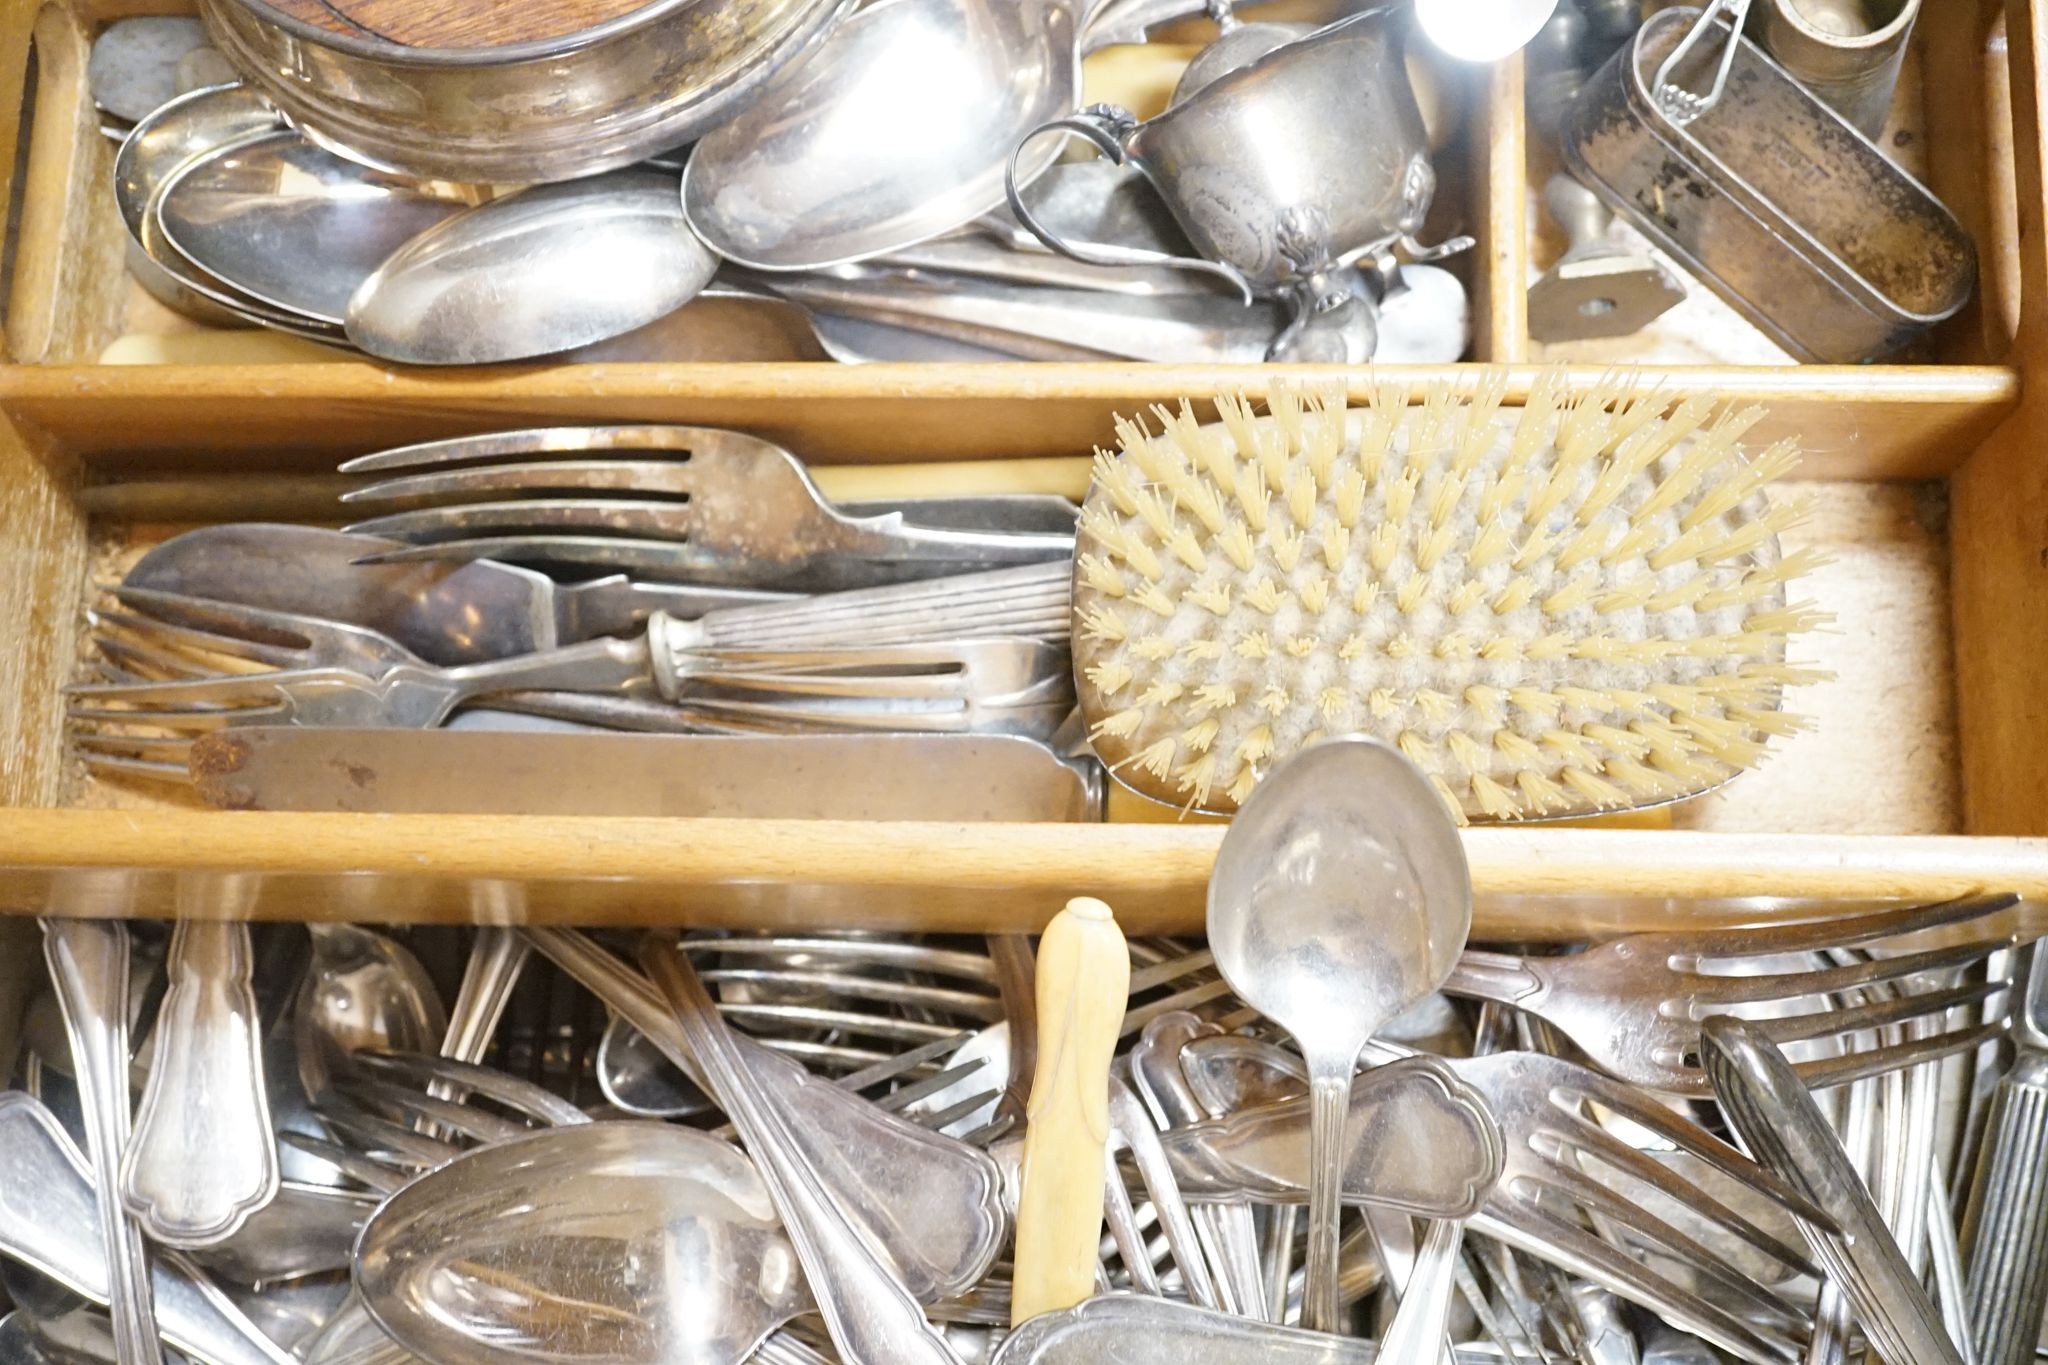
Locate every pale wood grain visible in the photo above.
<box><xmin>1477</xmin><ymin>56</ymin><xmax>1527</xmax><ymax>365</ymax></box>
<box><xmin>1</xmin><ymin>814</ymin><xmax>2045</xmax><ymax>937</ymax></box>
<box><xmin>0</xmin><ymin>413</ymin><xmax>85</xmax><ymax>809</ymax></box>
<box><xmin>1950</xmin><ymin>0</ymin><xmax>2048</xmax><ymax>836</ymax></box>
<box><xmin>0</xmin><ymin>362</ymin><xmax>2017</xmax><ymax>481</ymax></box>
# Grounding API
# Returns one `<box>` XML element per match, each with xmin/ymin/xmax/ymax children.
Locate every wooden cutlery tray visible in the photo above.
<box><xmin>0</xmin><ymin>0</ymin><xmax>2046</xmax><ymax>939</ymax></box>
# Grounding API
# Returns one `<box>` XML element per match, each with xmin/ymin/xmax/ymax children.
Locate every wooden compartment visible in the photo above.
<box><xmin>1</xmin><ymin>0</ymin><xmax>2047</xmax><ymax>935</ymax></box>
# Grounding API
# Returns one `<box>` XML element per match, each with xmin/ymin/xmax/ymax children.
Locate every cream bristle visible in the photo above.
<box><xmin>1334</xmin><ymin>468</ymin><xmax>1367</xmax><ymax>529</ymax></box>
<box><xmin>1681</xmin><ymin>439</ymin><xmax>1800</xmax><ymax>531</ymax></box>
<box><xmin>1511</xmin><ymin>528</ymin><xmax>1556</xmax><ymax>573</ymax></box>
<box><xmin>1131</xmin><ymin>583</ymin><xmax>1176</xmax><ymax>618</ymax></box>
<box><xmin>1130</xmin><ymin>738</ymin><xmax>1178</xmax><ymax>781</ymax></box>
<box><xmin>1270</xmin><ymin>524</ymin><xmax>1305</xmax><ymax>573</ymax></box>
<box><xmin>1072</xmin><ymin>372</ymin><xmax>1826</xmax><ymax>823</ymax></box>
<box><xmin>1492</xmin><ymin>577</ymin><xmax>1535</xmax><ymax>614</ymax></box>
<box><xmin>1284</xmin><ymin>465</ymin><xmax>1317</xmax><ymax>530</ymax></box>
<box><xmin>1232</xmin><ymin>467</ymin><xmax>1269</xmax><ymax>534</ymax></box>
<box><xmin>1466</xmin><ymin>686</ymin><xmax>1506</xmax><ymax>725</ymax></box>
<box><xmin>1542</xmin><ymin>576</ymin><xmax>1598</xmax><ymax>615</ymax></box>
<box><xmin>1467</xmin><ymin>521</ymin><xmax>1513</xmax><ymax>569</ymax></box>
<box><xmin>1187</xmin><ymin>582</ymin><xmax>1232</xmax><ymax>616</ymax></box>
<box><xmin>1079</xmin><ymin>605</ymin><xmax>1126</xmax><ymax>643</ymax></box>
<box><xmin>1244</xmin><ymin>577</ymin><xmax>1286</xmax><ymax>614</ymax></box>
<box><xmin>1320</xmin><ymin>523</ymin><xmax>1351</xmax><ymax>572</ymax></box>
<box><xmin>1174</xmin><ymin>752</ymin><xmax>1218</xmax><ymax>804</ymax></box>
<box><xmin>1369</xmin><ymin>522</ymin><xmax>1401</xmax><ymax>575</ymax></box>
<box><xmin>1084</xmin><ymin>661</ymin><xmax>1132</xmax><ymax>696</ymax></box>
<box><xmin>1471</xmin><ymin>774</ymin><xmax>1518</xmax><ymax>820</ymax></box>
<box><xmin>1092</xmin><ymin>449</ymin><xmax>1143</xmax><ymax>515</ymax></box>
<box><xmin>1078</xmin><ymin>554</ymin><xmax>1126</xmax><ymax>599</ymax></box>
<box><xmin>1476</xmin><ymin>468</ymin><xmax>1527</xmax><ymax>527</ymax></box>
<box><xmin>1218</xmin><ymin>520</ymin><xmax>1256</xmax><ymax>573</ymax></box>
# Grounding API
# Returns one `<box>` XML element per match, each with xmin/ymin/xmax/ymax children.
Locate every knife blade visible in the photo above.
<box><xmin>187</xmin><ymin>728</ymin><xmax>1103</xmax><ymax>820</ymax></box>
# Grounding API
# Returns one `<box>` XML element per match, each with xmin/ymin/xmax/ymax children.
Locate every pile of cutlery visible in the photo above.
<box><xmin>4</xmin><ymin>886</ymin><xmax>2033</xmax><ymax>1365</ymax></box>
<box><xmin>68</xmin><ymin>426</ymin><xmax>1091</xmax><ymax>809</ymax></box>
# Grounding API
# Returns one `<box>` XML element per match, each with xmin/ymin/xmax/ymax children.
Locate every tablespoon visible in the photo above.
<box><xmin>355</xmin><ymin>1124</ymin><xmax>812</xmax><ymax>1365</ymax></box>
<box><xmin>1205</xmin><ymin>735</ymin><xmax>1472</xmax><ymax>1334</ymax></box>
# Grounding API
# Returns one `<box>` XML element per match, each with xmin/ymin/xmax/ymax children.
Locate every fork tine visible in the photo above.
<box><xmin>1792</xmin><ymin>1017</ymin><xmax>2007</xmax><ymax>1089</ymax></box>
<box><xmin>346</xmin><ymin>498</ymin><xmax>695</xmax><ymax>542</ymax></box>
<box><xmin>684</xmin><ymin>937</ymin><xmax>997</xmax><ymax>982</ymax></box>
<box><xmin>919</xmin><ymin>1090</ymin><xmax>1004</xmax><ymax>1132</ymax></box>
<box><xmin>1687</xmin><ymin>936</ymin><xmax>2014</xmax><ymax>1006</ymax></box>
<box><xmin>342</xmin><ymin>459</ymin><xmax>701</xmax><ymax>504</ymax></box>
<box><xmin>71</xmin><ymin>730</ymin><xmax>196</xmax><ymax>762</ymax></box>
<box><xmin>65</xmin><ymin>673</ymin><xmax>298</xmax><ymax>708</ymax></box>
<box><xmin>1478</xmin><ymin>1202</ymin><xmax>1801</xmax><ymax>1365</ymax></box>
<box><xmin>1129</xmin><ymin>948</ymin><xmax>1216</xmax><ymax>994</ymax></box>
<box><xmin>275</xmin><ymin>1131</ymin><xmax>409</xmax><ymax>1195</ymax></box>
<box><xmin>696</xmin><ymin>967</ymin><xmax>1000</xmax><ymax>1021</ymax></box>
<box><xmin>311</xmin><ymin>1102</ymin><xmax>458</xmax><ymax>1169</ymax></box>
<box><xmin>90</xmin><ymin>633</ymin><xmax>245</xmax><ymax>682</ymax></box>
<box><xmin>718</xmin><ymin>1001</ymin><xmax>967</xmax><ymax>1044</ymax></box>
<box><xmin>1749</xmin><ymin>977</ymin><xmax>2008</xmax><ymax>1046</ymax></box>
<box><xmin>333</xmin><ymin>1077</ymin><xmax>534</xmax><ymax>1145</ymax></box>
<box><xmin>833</xmin><ymin>1030</ymin><xmax>981</xmax><ymax>1088</ymax></box>
<box><xmin>73</xmin><ymin>751</ymin><xmax>191</xmax><ymax>782</ymax></box>
<box><xmin>1549</xmin><ymin>1119</ymin><xmax>1819</xmax><ymax>1275</ymax></box>
<box><xmin>65</xmin><ymin>700</ymin><xmax>276</xmax><ymax>732</ymax></box>
<box><xmin>1122</xmin><ymin>979</ymin><xmax>1235</xmax><ymax>1037</ymax></box>
<box><xmin>1676</xmin><ymin>894</ymin><xmax>2019</xmax><ymax>959</ymax></box>
<box><xmin>108</xmin><ymin>587</ymin><xmax>317</xmax><ymax>651</ymax></box>
<box><xmin>348</xmin><ymin>534</ymin><xmax>712</xmax><ymax>576</ymax></box>
<box><xmin>92</xmin><ymin>609</ymin><xmax>305</xmax><ymax>671</ymax></box>
<box><xmin>1546</xmin><ymin>1063</ymin><xmax>1832</xmax><ymax>1229</ymax></box>
<box><xmin>870</xmin><ymin>1057</ymin><xmax>990</xmax><ymax>1113</ymax></box>
<box><xmin>337</xmin><ymin>425</ymin><xmax>699</xmax><ymax>475</ymax></box>
<box><xmin>354</xmin><ymin>1051</ymin><xmax>588</xmax><ymax>1127</ymax></box>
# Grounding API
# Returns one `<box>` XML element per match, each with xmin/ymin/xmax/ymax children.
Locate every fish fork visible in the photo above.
<box><xmin>337</xmin><ymin>424</ymin><xmax>1074</xmax><ymax>587</ymax></box>
<box><xmin>1441</xmin><ymin>895</ymin><xmax>2020</xmax><ymax>1095</ymax></box>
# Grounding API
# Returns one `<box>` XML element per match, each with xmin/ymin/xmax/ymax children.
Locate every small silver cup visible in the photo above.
<box><xmin>1756</xmin><ymin>0</ymin><xmax>1920</xmax><ymax>139</ymax></box>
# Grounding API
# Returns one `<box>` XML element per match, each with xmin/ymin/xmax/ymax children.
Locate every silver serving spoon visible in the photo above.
<box><xmin>157</xmin><ymin>130</ymin><xmax>474</xmax><ymax>326</ymax></box>
<box><xmin>347</xmin><ymin>171</ymin><xmax>720</xmax><ymax>364</ymax></box>
<box><xmin>355</xmin><ymin>1124</ymin><xmax>812</xmax><ymax>1365</ymax></box>
<box><xmin>1205</xmin><ymin>736</ymin><xmax>1471</xmax><ymax>1334</ymax></box>
<box><xmin>295</xmin><ymin>924</ymin><xmax>447</xmax><ymax>1099</ymax></box>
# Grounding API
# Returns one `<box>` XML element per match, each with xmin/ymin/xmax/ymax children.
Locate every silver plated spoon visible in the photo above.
<box><xmin>1205</xmin><ymin>735</ymin><xmax>1472</xmax><ymax>1334</ymax></box>
<box><xmin>356</xmin><ymin>1124</ymin><xmax>812</xmax><ymax>1365</ymax></box>
<box><xmin>347</xmin><ymin>171</ymin><xmax>719</xmax><ymax>364</ymax></box>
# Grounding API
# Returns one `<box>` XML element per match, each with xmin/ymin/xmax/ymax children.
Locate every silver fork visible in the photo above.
<box><xmin>1442</xmin><ymin>895</ymin><xmax>2020</xmax><ymax>1095</ymax></box>
<box><xmin>71</xmin><ymin>633</ymin><xmax>1072</xmax><ymax>750</ymax></box>
<box><xmin>336</xmin><ymin>424</ymin><xmax>1074</xmax><ymax>587</ymax></box>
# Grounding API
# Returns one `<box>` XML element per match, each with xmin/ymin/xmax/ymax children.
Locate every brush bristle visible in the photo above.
<box><xmin>1072</xmin><ymin>374</ymin><xmax>1830</xmax><ymax>822</ymax></box>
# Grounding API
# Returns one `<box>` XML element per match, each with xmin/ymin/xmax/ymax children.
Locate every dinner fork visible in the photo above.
<box><xmin>336</xmin><ymin>424</ymin><xmax>1075</xmax><ymax>588</ymax></box>
<box><xmin>1441</xmin><ymin>895</ymin><xmax>2020</xmax><ymax>1095</ymax></box>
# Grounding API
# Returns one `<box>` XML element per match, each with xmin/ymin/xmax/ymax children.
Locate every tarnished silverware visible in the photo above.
<box><xmin>121</xmin><ymin>920</ymin><xmax>279</xmax><ymax>1247</ymax></box>
<box><xmin>638</xmin><ymin>936</ymin><xmax>971</xmax><ymax>1365</ymax></box>
<box><xmin>1702</xmin><ymin>1014</ymin><xmax>1964</xmax><ymax>1365</ymax></box>
<box><xmin>40</xmin><ymin>919</ymin><xmax>163</xmax><ymax>1365</ymax></box>
<box><xmin>1442</xmin><ymin>895</ymin><xmax>2018</xmax><ymax>1095</ymax></box>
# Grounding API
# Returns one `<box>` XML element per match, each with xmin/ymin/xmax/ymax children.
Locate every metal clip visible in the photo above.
<box><xmin>1651</xmin><ymin>0</ymin><xmax>1752</xmax><ymax>124</ymax></box>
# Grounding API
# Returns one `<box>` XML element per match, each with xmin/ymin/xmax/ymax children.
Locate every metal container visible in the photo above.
<box><xmin>197</xmin><ymin>0</ymin><xmax>850</xmax><ymax>184</ymax></box>
<box><xmin>1756</xmin><ymin>0</ymin><xmax>1920</xmax><ymax>138</ymax></box>
<box><xmin>1562</xmin><ymin>5</ymin><xmax>1973</xmax><ymax>363</ymax></box>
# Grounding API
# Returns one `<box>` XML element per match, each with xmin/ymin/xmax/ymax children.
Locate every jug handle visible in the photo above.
<box><xmin>1005</xmin><ymin>106</ymin><xmax>1257</xmax><ymax>305</ymax></box>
